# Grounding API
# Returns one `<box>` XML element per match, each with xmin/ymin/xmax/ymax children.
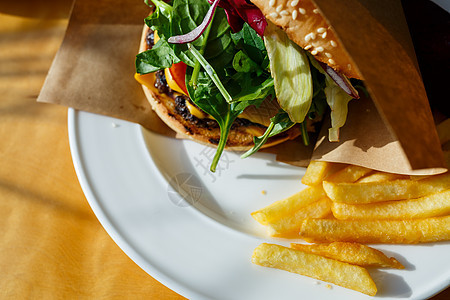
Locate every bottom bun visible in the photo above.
<box><xmin>140</xmin><ymin>73</ymin><xmax>302</xmax><ymax>151</ymax></box>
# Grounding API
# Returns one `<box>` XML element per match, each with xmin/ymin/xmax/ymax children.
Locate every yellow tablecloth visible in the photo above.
<box><xmin>0</xmin><ymin>1</ymin><xmax>447</xmax><ymax>299</ymax></box>
<box><xmin>0</xmin><ymin>1</ymin><xmax>183</xmax><ymax>298</ymax></box>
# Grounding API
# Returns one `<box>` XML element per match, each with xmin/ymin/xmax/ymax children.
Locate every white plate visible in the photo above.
<box><xmin>69</xmin><ymin>108</ymin><xmax>449</xmax><ymax>300</ymax></box>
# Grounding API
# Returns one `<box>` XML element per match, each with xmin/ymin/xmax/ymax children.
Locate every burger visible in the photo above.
<box><xmin>135</xmin><ymin>0</ymin><xmax>363</xmax><ymax>172</ymax></box>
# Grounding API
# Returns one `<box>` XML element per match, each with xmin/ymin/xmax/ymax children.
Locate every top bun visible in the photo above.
<box><xmin>251</xmin><ymin>0</ymin><xmax>362</xmax><ymax>79</ymax></box>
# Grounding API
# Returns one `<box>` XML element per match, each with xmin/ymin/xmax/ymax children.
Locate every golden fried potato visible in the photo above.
<box><xmin>290</xmin><ymin>242</ymin><xmax>404</xmax><ymax>269</ymax></box>
<box><xmin>252</xmin><ymin>243</ymin><xmax>377</xmax><ymax>296</ymax></box>
<box><xmin>357</xmin><ymin>172</ymin><xmax>409</xmax><ymax>183</ymax></box>
<box><xmin>299</xmin><ymin>216</ymin><xmax>450</xmax><ymax>244</ymax></box>
<box><xmin>332</xmin><ymin>189</ymin><xmax>450</xmax><ymax>220</ymax></box>
<box><xmin>323</xmin><ymin>172</ymin><xmax>450</xmax><ymax>204</ymax></box>
<box><xmin>326</xmin><ymin>165</ymin><xmax>373</xmax><ymax>183</ymax></box>
<box><xmin>251</xmin><ymin>185</ymin><xmax>326</xmax><ymax>225</ymax></box>
<box><xmin>301</xmin><ymin>161</ymin><xmax>343</xmax><ymax>186</ymax></box>
<box><xmin>266</xmin><ymin>198</ymin><xmax>332</xmax><ymax>237</ymax></box>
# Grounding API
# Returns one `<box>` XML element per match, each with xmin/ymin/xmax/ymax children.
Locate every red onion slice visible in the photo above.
<box><xmin>319</xmin><ymin>61</ymin><xmax>360</xmax><ymax>99</ymax></box>
<box><xmin>168</xmin><ymin>0</ymin><xmax>221</xmax><ymax>44</ymax></box>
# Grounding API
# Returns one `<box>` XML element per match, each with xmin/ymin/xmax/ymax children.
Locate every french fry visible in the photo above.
<box><xmin>323</xmin><ymin>172</ymin><xmax>450</xmax><ymax>204</ymax></box>
<box><xmin>299</xmin><ymin>216</ymin><xmax>450</xmax><ymax>244</ymax></box>
<box><xmin>266</xmin><ymin>198</ymin><xmax>332</xmax><ymax>237</ymax></box>
<box><xmin>290</xmin><ymin>242</ymin><xmax>404</xmax><ymax>269</ymax></box>
<box><xmin>252</xmin><ymin>243</ymin><xmax>377</xmax><ymax>296</ymax></box>
<box><xmin>332</xmin><ymin>189</ymin><xmax>450</xmax><ymax>220</ymax></box>
<box><xmin>357</xmin><ymin>172</ymin><xmax>409</xmax><ymax>183</ymax></box>
<box><xmin>251</xmin><ymin>185</ymin><xmax>326</xmax><ymax>225</ymax></box>
<box><xmin>326</xmin><ymin>165</ymin><xmax>373</xmax><ymax>183</ymax></box>
<box><xmin>301</xmin><ymin>161</ymin><xmax>343</xmax><ymax>186</ymax></box>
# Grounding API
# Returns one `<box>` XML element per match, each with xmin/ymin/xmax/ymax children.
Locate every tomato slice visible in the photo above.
<box><xmin>168</xmin><ymin>62</ymin><xmax>188</xmax><ymax>95</ymax></box>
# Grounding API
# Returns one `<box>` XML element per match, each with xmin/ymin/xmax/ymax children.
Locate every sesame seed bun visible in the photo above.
<box><xmin>251</xmin><ymin>0</ymin><xmax>362</xmax><ymax>79</ymax></box>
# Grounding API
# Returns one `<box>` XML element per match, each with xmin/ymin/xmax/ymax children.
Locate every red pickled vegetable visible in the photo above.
<box><xmin>168</xmin><ymin>0</ymin><xmax>221</xmax><ymax>44</ymax></box>
<box><xmin>208</xmin><ymin>0</ymin><xmax>267</xmax><ymax>37</ymax></box>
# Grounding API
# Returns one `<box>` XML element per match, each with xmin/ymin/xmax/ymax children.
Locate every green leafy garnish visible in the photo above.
<box><xmin>144</xmin><ymin>0</ymin><xmax>173</xmax><ymax>40</ymax></box>
<box><xmin>241</xmin><ymin>111</ymin><xmax>295</xmax><ymax>159</ymax></box>
<box><xmin>231</xmin><ymin>23</ymin><xmax>267</xmax><ymax>66</ymax></box>
<box><xmin>135</xmin><ymin>0</ymin><xmax>339</xmax><ymax>170</ymax></box>
<box><xmin>187</xmin><ymin>43</ymin><xmax>233</xmax><ymax>103</ymax></box>
<box><xmin>136</xmin><ymin>39</ymin><xmax>181</xmax><ymax>74</ymax></box>
<box><xmin>232</xmin><ymin>50</ymin><xmax>262</xmax><ymax>74</ymax></box>
<box><xmin>185</xmin><ymin>67</ymin><xmax>265</xmax><ymax>172</ymax></box>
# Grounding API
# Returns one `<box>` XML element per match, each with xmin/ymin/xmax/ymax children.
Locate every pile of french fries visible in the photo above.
<box><xmin>251</xmin><ymin>157</ymin><xmax>450</xmax><ymax>296</ymax></box>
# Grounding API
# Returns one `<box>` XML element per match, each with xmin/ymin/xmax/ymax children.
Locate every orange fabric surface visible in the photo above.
<box><xmin>0</xmin><ymin>1</ymin><xmax>184</xmax><ymax>299</ymax></box>
<box><xmin>0</xmin><ymin>1</ymin><xmax>448</xmax><ymax>299</ymax></box>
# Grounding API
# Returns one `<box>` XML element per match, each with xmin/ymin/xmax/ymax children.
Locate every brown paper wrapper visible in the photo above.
<box><xmin>312</xmin><ymin>0</ymin><xmax>446</xmax><ymax>173</ymax></box>
<box><xmin>37</xmin><ymin>0</ymin><xmax>175</xmax><ymax>137</ymax></box>
<box><xmin>37</xmin><ymin>0</ymin><xmax>447</xmax><ymax>175</ymax></box>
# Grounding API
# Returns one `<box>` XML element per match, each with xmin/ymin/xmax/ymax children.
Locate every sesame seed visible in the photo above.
<box><xmin>321</xmin><ymin>32</ymin><xmax>327</xmax><ymax>39</ymax></box>
<box><xmin>313</xmin><ymin>8</ymin><xmax>319</xmax><ymax>14</ymax></box>
<box><xmin>325</xmin><ymin>52</ymin><xmax>332</xmax><ymax>58</ymax></box>
<box><xmin>269</xmin><ymin>0</ymin><xmax>275</xmax><ymax>7</ymax></box>
<box><xmin>304</xmin><ymin>33</ymin><xmax>316</xmax><ymax>42</ymax></box>
<box><xmin>317</xmin><ymin>27</ymin><xmax>326</xmax><ymax>33</ymax></box>
<box><xmin>328</xmin><ymin>58</ymin><xmax>336</xmax><ymax>64</ymax></box>
<box><xmin>280</xmin><ymin>10</ymin><xmax>289</xmax><ymax>16</ymax></box>
<box><xmin>347</xmin><ymin>64</ymin><xmax>352</xmax><ymax>70</ymax></box>
<box><xmin>316</xmin><ymin>46</ymin><xmax>324</xmax><ymax>52</ymax></box>
<box><xmin>299</xmin><ymin>8</ymin><xmax>306</xmax><ymax>14</ymax></box>
<box><xmin>311</xmin><ymin>50</ymin><xmax>318</xmax><ymax>55</ymax></box>
<box><xmin>291</xmin><ymin>0</ymin><xmax>299</xmax><ymax>6</ymax></box>
<box><xmin>269</xmin><ymin>12</ymin><xmax>279</xmax><ymax>18</ymax></box>
<box><xmin>330</xmin><ymin>40</ymin><xmax>337</xmax><ymax>47</ymax></box>
<box><xmin>304</xmin><ymin>44</ymin><xmax>312</xmax><ymax>50</ymax></box>
<box><xmin>292</xmin><ymin>10</ymin><xmax>298</xmax><ymax>20</ymax></box>
<box><xmin>276</xmin><ymin>5</ymin><xmax>283</xmax><ymax>12</ymax></box>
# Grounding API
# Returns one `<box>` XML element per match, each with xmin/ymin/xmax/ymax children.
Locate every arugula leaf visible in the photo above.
<box><xmin>171</xmin><ymin>0</ymin><xmax>234</xmax><ymax>69</ymax></box>
<box><xmin>185</xmin><ymin>63</ymin><xmax>268</xmax><ymax>171</ymax></box>
<box><xmin>136</xmin><ymin>39</ymin><xmax>181</xmax><ymax>74</ymax></box>
<box><xmin>187</xmin><ymin>43</ymin><xmax>232</xmax><ymax>103</ymax></box>
<box><xmin>241</xmin><ymin>111</ymin><xmax>295</xmax><ymax>158</ymax></box>
<box><xmin>185</xmin><ymin>69</ymin><xmax>232</xmax><ymax>172</ymax></box>
<box><xmin>230</xmin><ymin>73</ymin><xmax>274</xmax><ymax>102</ymax></box>
<box><xmin>231</xmin><ymin>23</ymin><xmax>266</xmax><ymax>65</ymax></box>
<box><xmin>144</xmin><ymin>0</ymin><xmax>173</xmax><ymax>40</ymax></box>
<box><xmin>232</xmin><ymin>50</ymin><xmax>262</xmax><ymax>74</ymax></box>
<box><xmin>300</xmin><ymin>120</ymin><xmax>310</xmax><ymax>146</ymax></box>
